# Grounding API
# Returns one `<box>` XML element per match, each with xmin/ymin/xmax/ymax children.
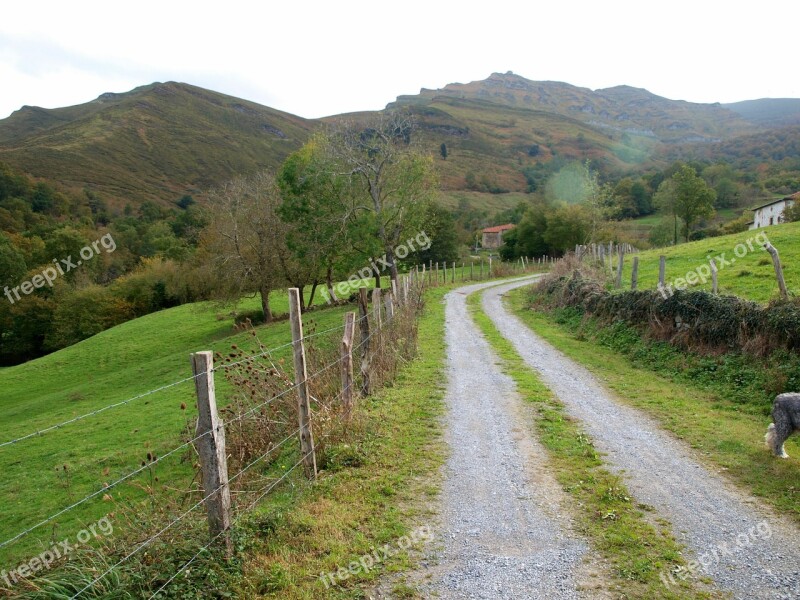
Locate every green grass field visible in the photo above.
<box><xmin>622</xmin><ymin>221</ymin><xmax>800</xmax><ymax>302</ymax></box>
<box><xmin>0</xmin><ymin>287</ymin><xmax>354</xmax><ymax>565</ymax></box>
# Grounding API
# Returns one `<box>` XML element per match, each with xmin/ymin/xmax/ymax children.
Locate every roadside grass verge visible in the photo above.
<box><xmin>467</xmin><ymin>287</ymin><xmax>716</xmax><ymax>600</ymax></box>
<box><xmin>228</xmin><ymin>286</ymin><xmax>449</xmax><ymax>598</ymax></box>
<box><xmin>506</xmin><ymin>285</ymin><xmax>800</xmax><ymax>524</ymax></box>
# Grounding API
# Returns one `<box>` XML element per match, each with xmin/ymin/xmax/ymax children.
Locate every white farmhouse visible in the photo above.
<box><xmin>749</xmin><ymin>192</ymin><xmax>797</xmax><ymax>229</ymax></box>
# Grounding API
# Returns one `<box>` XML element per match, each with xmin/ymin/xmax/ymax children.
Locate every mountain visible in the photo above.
<box><xmin>0</xmin><ymin>82</ymin><xmax>315</xmax><ymax>207</ymax></box>
<box><xmin>723</xmin><ymin>98</ymin><xmax>800</xmax><ymax>128</ymax></box>
<box><xmin>391</xmin><ymin>72</ymin><xmax>756</xmax><ymax>143</ymax></box>
<box><xmin>1</xmin><ymin>74</ymin><xmax>798</xmax><ymax>208</ymax></box>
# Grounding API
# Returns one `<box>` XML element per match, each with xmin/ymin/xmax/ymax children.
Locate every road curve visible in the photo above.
<box><xmin>482</xmin><ymin>278</ymin><xmax>800</xmax><ymax>600</ymax></box>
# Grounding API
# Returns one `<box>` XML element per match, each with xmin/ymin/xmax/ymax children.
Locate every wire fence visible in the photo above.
<box><xmin>0</xmin><ymin>277</ymin><xmax>426</xmax><ymax>598</ymax></box>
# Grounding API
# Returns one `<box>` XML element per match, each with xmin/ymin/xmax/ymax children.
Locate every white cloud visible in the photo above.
<box><xmin>0</xmin><ymin>0</ymin><xmax>798</xmax><ymax>119</ymax></box>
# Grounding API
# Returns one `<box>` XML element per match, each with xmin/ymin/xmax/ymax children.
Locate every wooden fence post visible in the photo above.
<box><xmin>658</xmin><ymin>255</ymin><xmax>666</xmax><ymax>288</ymax></box>
<box><xmin>615</xmin><ymin>247</ymin><xmax>625</xmax><ymax>288</ymax></box>
<box><xmin>384</xmin><ymin>291</ymin><xmax>395</xmax><ymax>320</ymax></box>
<box><xmin>192</xmin><ymin>351</ymin><xmax>232</xmax><ymax>554</ymax></box>
<box><xmin>631</xmin><ymin>257</ymin><xmax>639</xmax><ymax>290</ymax></box>
<box><xmin>341</xmin><ymin>312</ymin><xmax>355</xmax><ymax>421</ymax></box>
<box><xmin>288</xmin><ymin>288</ymin><xmax>317</xmax><ymax>479</ymax></box>
<box><xmin>480</xmin><ymin>260</ymin><xmax>484</xmax><ymax>279</ymax></box>
<box><xmin>452</xmin><ymin>262</ymin><xmax>455</xmax><ymax>283</ymax></box>
<box><xmin>764</xmin><ymin>242</ymin><xmax>788</xmax><ymax>300</ymax></box>
<box><xmin>710</xmin><ymin>259</ymin><xmax>718</xmax><ymax>294</ymax></box>
<box><xmin>488</xmin><ymin>257</ymin><xmax>493</xmax><ymax>277</ymax></box>
<box><xmin>462</xmin><ymin>262</ymin><xmax>465</xmax><ymax>282</ymax></box>
<box><xmin>470</xmin><ymin>261</ymin><xmax>474</xmax><ymax>280</ymax></box>
<box><xmin>358</xmin><ymin>288</ymin><xmax>371</xmax><ymax>396</ymax></box>
<box><xmin>372</xmin><ymin>288</ymin><xmax>383</xmax><ymax>328</ymax></box>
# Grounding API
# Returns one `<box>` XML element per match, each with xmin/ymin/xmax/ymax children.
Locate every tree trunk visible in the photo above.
<box><xmin>308</xmin><ymin>281</ymin><xmax>319</xmax><ymax>308</ymax></box>
<box><xmin>325</xmin><ymin>266</ymin><xmax>338</xmax><ymax>302</ymax></box>
<box><xmin>673</xmin><ymin>214</ymin><xmax>678</xmax><ymax>245</ymax></box>
<box><xmin>386</xmin><ymin>252</ymin><xmax>399</xmax><ymax>286</ymax></box>
<box><xmin>373</xmin><ymin>260</ymin><xmax>381</xmax><ymax>289</ymax></box>
<box><xmin>260</xmin><ymin>288</ymin><xmax>273</xmax><ymax>323</ymax></box>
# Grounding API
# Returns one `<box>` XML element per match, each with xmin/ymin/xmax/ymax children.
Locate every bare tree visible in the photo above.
<box><xmin>199</xmin><ymin>171</ymin><xmax>289</xmax><ymax>321</ymax></box>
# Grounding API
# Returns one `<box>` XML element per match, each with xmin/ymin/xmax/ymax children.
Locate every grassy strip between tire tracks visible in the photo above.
<box><xmin>467</xmin><ymin>285</ymin><xmax>717</xmax><ymax>600</ymax></box>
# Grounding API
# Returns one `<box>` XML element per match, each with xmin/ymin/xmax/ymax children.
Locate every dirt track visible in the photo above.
<box><xmin>482</xmin><ymin>278</ymin><xmax>800</xmax><ymax>600</ymax></box>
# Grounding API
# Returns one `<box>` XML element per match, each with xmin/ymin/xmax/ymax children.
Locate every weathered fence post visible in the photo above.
<box><xmin>658</xmin><ymin>255</ymin><xmax>666</xmax><ymax>288</ymax></box>
<box><xmin>462</xmin><ymin>262</ymin><xmax>465</xmax><ymax>282</ymax></box>
<box><xmin>443</xmin><ymin>261</ymin><xmax>447</xmax><ymax>285</ymax></box>
<box><xmin>452</xmin><ymin>262</ymin><xmax>456</xmax><ymax>283</ymax></box>
<box><xmin>764</xmin><ymin>242</ymin><xmax>788</xmax><ymax>300</ymax></box>
<box><xmin>615</xmin><ymin>247</ymin><xmax>625</xmax><ymax>288</ymax></box>
<box><xmin>488</xmin><ymin>257</ymin><xmax>493</xmax><ymax>277</ymax></box>
<box><xmin>340</xmin><ymin>312</ymin><xmax>355</xmax><ymax>421</ymax></box>
<box><xmin>480</xmin><ymin>260</ymin><xmax>484</xmax><ymax>279</ymax></box>
<box><xmin>384</xmin><ymin>291</ymin><xmax>395</xmax><ymax>320</ymax></box>
<box><xmin>435</xmin><ymin>262</ymin><xmax>440</xmax><ymax>286</ymax></box>
<box><xmin>192</xmin><ymin>351</ymin><xmax>232</xmax><ymax>555</ymax></box>
<box><xmin>631</xmin><ymin>256</ymin><xmax>639</xmax><ymax>290</ymax></box>
<box><xmin>710</xmin><ymin>259</ymin><xmax>718</xmax><ymax>294</ymax></box>
<box><xmin>358</xmin><ymin>288</ymin><xmax>371</xmax><ymax>396</ymax></box>
<box><xmin>470</xmin><ymin>261</ymin><xmax>474</xmax><ymax>280</ymax></box>
<box><xmin>288</xmin><ymin>288</ymin><xmax>317</xmax><ymax>479</ymax></box>
<box><xmin>372</xmin><ymin>287</ymin><xmax>383</xmax><ymax>328</ymax></box>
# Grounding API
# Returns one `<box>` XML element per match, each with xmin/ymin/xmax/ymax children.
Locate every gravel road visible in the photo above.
<box><xmin>483</xmin><ymin>278</ymin><xmax>800</xmax><ymax>600</ymax></box>
<box><xmin>411</xmin><ymin>278</ymin><xmax>599</xmax><ymax>599</ymax></box>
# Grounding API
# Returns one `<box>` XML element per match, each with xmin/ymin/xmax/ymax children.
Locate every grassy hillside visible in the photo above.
<box><xmin>0</xmin><ymin>287</ymin><xmax>353</xmax><ymax>564</ymax></box>
<box><xmin>627</xmin><ymin>221</ymin><xmax>800</xmax><ymax>302</ymax></box>
<box><xmin>0</xmin><ymin>82</ymin><xmax>315</xmax><ymax>207</ymax></box>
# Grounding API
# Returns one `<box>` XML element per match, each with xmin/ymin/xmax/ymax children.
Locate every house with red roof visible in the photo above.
<box><xmin>481</xmin><ymin>223</ymin><xmax>515</xmax><ymax>249</ymax></box>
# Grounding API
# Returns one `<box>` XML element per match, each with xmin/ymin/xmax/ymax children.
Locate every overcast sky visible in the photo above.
<box><xmin>1</xmin><ymin>0</ymin><xmax>798</xmax><ymax>120</ymax></box>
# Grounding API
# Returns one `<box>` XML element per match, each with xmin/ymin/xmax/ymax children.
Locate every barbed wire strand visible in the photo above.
<box><xmin>0</xmin><ymin>375</ymin><xmax>201</xmax><ymax>450</ymax></box>
<box><xmin>0</xmin><ymin>316</ymin><xmax>384</xmax><ymax>550</ymax></box>
<box><xmin>71</xmin><ymin>427</ymin><xmax>303</xmax><ymax>599</ymax></box>
<box><xmin>146</xmin><ymin>412</ymin><xmax>338</xmax><ymax>600</ymax></box>
<box><xmin>0</xmin><ymin>311</ymin><xmax>369</xmax><ymax>449</ymax></box>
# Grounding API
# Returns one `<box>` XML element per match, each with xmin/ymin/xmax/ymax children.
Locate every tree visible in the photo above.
<box><xmin>654</xmin><ymin>165</ymin><xmax>717</xmax><ymax>243</ymax></box>
<box><xmin>440</xmin><ymin>143</ymin><xmax>448</xmax><ymax>160</ymax></box>
<box><xmin>543</xmin><ymin>204</ymin><xmax>590</xmax><ymax>252</ymax></box>
<box><xmin>278</xmin><ymin>134</ymin><xmax>371</xmax><ymax>302</ymax></box>
<box><xmin>407</xmin><ymin>205</ymin><xmax>459</xmax><ymax>265</ymax></box>
<box><xmin>327</xmin><ymin>112</ymin><xmax>437</xmax><ymax>285</ymax></box>
<box><xmin>199</xmin><ymin>171</ymin><xmax>289</xmax><ymax>321</ymax></box>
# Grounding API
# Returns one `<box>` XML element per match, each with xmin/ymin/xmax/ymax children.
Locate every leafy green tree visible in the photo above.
<box><xmin>327</xmin><ymin>112</ymin><xmax>437</xmax><ymax>284</ymax></box>
<box><xmin>408</xmin><ymin>205</ymin><xmax>459</xmax><ymax>265</ymax></box>
<box><xmin>655</xmin><ymin>165</ymin><xmax>717</xmax><ymax>243</ymax></box>
<box><xmin>278</xmin><ymin>134</ymin><xmax>371</xmax><ymax>301</ymax></box>
<box><xmin>514</xmin><ymin>200</ymin><xmax>550</xmax><ymax>257</ymax></box>
<box><xmin>782</xmin><ymin>200</ymin><xmax>800</xmax><ymax>223</ymax></box>
<box><xmin>543</xmin><ymin>204</ymin><xmax>590</xmax><ymax>252</ymax></box>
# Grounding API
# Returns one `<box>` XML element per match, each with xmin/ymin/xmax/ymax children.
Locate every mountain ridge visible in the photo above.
<box><xmin>1</xmin><ymin>74</ymin><xmax>798</xmax><ymax>208</ymax></box>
